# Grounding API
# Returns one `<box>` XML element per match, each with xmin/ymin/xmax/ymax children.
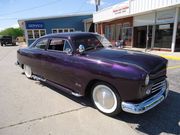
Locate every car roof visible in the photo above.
<box><xmin>42</xmin><ymin>32</ymin><xmax>99</xmax><ymax>39</ymax></box>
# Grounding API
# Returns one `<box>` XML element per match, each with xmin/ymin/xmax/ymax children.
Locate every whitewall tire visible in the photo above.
<box><xmin>92</xmin><ymin>83</ymin><xmax>121</xmax><ymax>116</ymax></box>
<box><xmin>24</xmin><ymin>65</ymin><xmax>32</xmax><ymax>78</ymax></box>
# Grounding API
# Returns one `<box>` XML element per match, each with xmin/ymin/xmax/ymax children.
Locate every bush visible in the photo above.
<box><xmin>0</xmin><ymin>27</ymin><xmax>24</xmax><ymax>38</ymax></box>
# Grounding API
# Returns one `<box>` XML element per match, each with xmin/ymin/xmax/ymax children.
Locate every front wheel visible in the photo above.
<box><xmin>91</xmin><ymin>83</ymin><xmax>121</xmax><ymax>116</ymax></box>
<box><xmin>24</xmin><ymin>65</ymin><xmax>32</xmax><ymax>78</ymax></box>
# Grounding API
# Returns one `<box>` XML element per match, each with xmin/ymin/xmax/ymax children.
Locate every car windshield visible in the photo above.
<box><xmin>72</xmin><ymin>34</ymin><xmax>112</xmax><ymax>51</ymax></box>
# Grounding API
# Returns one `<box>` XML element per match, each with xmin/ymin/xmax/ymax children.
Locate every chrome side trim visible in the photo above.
<box><xmin>32</xmin><ymin>75</ymin><xmax>46</xmax><ymax>82</ymax></box>
<box><xmin>71</xmin><ymin>92</ymin><xmax>83</xmax><ymax>97</ymax></box>
<box><xmin>121</xmin><ymin>80</ymin><xmax>168</xmax><ymax>114</ymax></box>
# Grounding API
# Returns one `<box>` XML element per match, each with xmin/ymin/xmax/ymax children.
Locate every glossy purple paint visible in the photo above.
<box><xmin>17</xmin><ymin>32</ymin><xmax>168</xmax><ymax>102</ymax></box>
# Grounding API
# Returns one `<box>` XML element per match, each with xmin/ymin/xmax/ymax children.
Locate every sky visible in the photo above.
<box><xmin>0</xmin><ymin>0</ymin><xmax>124</xmax><ymax>30</ymax></box>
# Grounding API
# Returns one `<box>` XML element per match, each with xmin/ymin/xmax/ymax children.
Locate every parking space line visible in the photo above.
<box><xmin>167</xmin><ymin>65</ymin><xmax>180</xmax><ymax>70</ymax></box>
<box><xmin>160</xmin><ymin>55</ymin><xmax>180</xmax><ymax>61</ymax></box>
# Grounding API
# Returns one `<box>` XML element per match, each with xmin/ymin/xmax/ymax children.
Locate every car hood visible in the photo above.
<box><xmin>85</xmin><ymin>48</ymin><xmax>167</xmax><ymax>74</ymax></box>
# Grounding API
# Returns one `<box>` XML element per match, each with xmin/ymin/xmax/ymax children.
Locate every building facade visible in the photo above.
<box><xmin>18</xmin><ymin>14</ymin><xmax>92</xmax><ymax>46</ymax></box>
<box><xmin>93</xmin><ymin>0</ymin><xmax>180</xmax><ymax>52</ymax></box>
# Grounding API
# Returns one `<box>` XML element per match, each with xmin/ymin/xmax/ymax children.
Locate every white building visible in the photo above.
<box><xmin>93</xmin><ymin>0</ymin><xmax>180</xmax><ymax>52</ymax></box>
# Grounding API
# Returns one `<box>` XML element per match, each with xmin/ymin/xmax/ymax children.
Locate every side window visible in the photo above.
<box><xmin>63</xmin><ymin>41</ymin><xmax>72</xmax><ymax>52</ymax></box>
<box><xmin>48</xmin><ymin>39</ymin><xmax>72</xmax><ymax>52</ymax></box>
<box><xmin>48</xmin><ymin>39</ymin><xmax>65</xmax><ymax>51</ymax></box>
<box><xmin>34</xmin><ymin>39</ymin><xmax>48</xmax><ymax>49</ymax></box>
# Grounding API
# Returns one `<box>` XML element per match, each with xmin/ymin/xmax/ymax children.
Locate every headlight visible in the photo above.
<box><xmin>145</xmin><ymin>74</ymin><xmax>149</xmax><ymax>86</ymax></box>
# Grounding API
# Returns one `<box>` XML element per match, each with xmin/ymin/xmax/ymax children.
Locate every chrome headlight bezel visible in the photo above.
<box><xmin>145</xmin><ymin>74</ymin><xmax>150</xmax><ymax>86</ymax></box>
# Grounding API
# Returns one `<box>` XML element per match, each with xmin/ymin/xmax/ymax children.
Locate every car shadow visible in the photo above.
<box><xmin>36</xmin><ymin>80</ymin><xmax>180</xmax><ymax>135</ymax></box>
<box><xmin>38</xmin><ymin>81</ymin><xmax>93</xmax><ymax>107</ymax></box>
<box><xmin>114</xmin><ymin>90</ymin><xmax>180</xmax><ymax>135</ymax></box>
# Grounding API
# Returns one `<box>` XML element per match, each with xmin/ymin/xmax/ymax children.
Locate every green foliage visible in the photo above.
<box><xmin>0</xmin><ymin>27</ymin><xmax>24</xmax><ymax>38</ymax></box>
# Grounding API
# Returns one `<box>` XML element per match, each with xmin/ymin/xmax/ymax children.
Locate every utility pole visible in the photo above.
<box><xmin>95</xmin><ymin>0</ymin><xmax>100</xmax><ymax>32</ymax></box>
<box><xmin>95</xmin><ymin>0</ymin><xmax>100</xmax><ymax>11</ymax></box>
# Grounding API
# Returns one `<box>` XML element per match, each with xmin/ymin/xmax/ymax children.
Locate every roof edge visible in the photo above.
<box><xmin>18</xmin><ymin>13</ymin><xmax>92</xmax><ymax>22</ymax></box>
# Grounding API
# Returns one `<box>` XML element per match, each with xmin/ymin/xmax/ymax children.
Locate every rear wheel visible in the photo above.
<box><xmin>91</xmin><ymin>82</ymin><xmax>121</xmax><ymax>116</ymax></box>
<box><xmin>24</xmin><ymin>65</ymin><xmax>32</xmax><ymax>78</ymax></box>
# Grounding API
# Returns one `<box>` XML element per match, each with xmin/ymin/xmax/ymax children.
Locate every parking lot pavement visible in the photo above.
<box><xmin>0</xmin><ymin>45</ymin><xmax>180</xmax><ymax>135</ymax></box>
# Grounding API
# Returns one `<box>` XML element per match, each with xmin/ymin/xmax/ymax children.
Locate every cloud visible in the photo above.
<box><xmin>0</xmin><ymin>23</ymin><xmax>19</xmax><ymax>31</ymax></box>
<box><xmin>87</xmin><ymin>0</ymin><xmax>104</xmax><ymax>5</ymax></box>
<box><xmin>11</xmin><ymin>23</ymin><xmax>19</xmax><ymax>28</ymax></box>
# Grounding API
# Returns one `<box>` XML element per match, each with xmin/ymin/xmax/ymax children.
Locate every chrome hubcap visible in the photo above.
<box><xmin>93</xmin><ymin>85</ymin><xmax>117</xmax><ymax>113</ymax></box>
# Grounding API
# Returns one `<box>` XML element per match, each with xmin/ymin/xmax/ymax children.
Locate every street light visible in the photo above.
<box><xmin>95</xmin><ymin>0</ymin><xmax>100</xmax><ymax>11</ymax></box>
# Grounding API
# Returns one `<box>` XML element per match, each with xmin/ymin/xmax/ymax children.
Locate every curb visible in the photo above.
<box><xmin>159</xmin><ymin>55</ymin><xmax>180</xmax><ymax>61</ymax></box>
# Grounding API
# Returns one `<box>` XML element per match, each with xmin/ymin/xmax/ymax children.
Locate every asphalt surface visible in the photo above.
<box><xmin>0</xmin><ymin>45</ymin><xmax>180</xmax><ymax>135</ymax></box>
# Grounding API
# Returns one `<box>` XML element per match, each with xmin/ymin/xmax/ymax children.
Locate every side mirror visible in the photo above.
<box><xmin>78</xmin><ymin>44</ymin><xmax>85</xmax><ymax>54</ymax></box>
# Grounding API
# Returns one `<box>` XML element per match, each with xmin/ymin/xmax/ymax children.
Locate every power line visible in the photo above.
<box><xmin>0</xmin><ymin>18</ymin><xmax>18</xmax><ymax>20</ymax></box>
<box><xmin>0</xmin><ymin>0</ymin><xmax>62</xmax><ymax>17</ymax></box>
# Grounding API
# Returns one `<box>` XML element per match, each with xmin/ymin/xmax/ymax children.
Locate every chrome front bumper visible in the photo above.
<box><xmin>121</xmin><ymin>80</ymin><xmax>169</xmax><ymax>114</ymax></box>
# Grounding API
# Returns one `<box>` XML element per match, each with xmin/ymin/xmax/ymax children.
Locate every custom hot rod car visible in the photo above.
<box><xmin>17</xmin><ymin>32</ymin><xmax>169</xmax><ymax>116</ymax></box>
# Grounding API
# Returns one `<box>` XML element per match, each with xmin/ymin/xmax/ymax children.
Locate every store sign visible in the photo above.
<box><xmin>112</xmin><ymin>1</ymin><xmax>129</xmax><ymax>16</ymax></box>
<box><xmin>156</xmin><ymin>9</ymin><xmax>175</xmax><ymax>24</ymax></box>
<box><xmin>26</xmin><ymin>22</ymin><xmax>44</xmax><ymax>29</ymax></box>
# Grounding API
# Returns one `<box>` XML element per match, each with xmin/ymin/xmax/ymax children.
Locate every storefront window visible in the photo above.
<box><xmin>154</xmin><ymin>23</ymin><xmax>173</xmax><ymax>48</ymax></box>
<box><xmin>40</xmin><ymin>30</ymin><xmax>46</xmax><ymax>36</ymax></box>
<box><xmin>105</xmin><ymin>25</ymin><xmax>110</xmax><ymax>40</ymax></box>
<box><xmin>64</xmin><ymin>29</ymin><xmax>68</xmax><ymax>32</ymax></box>
<box><xmin>52</xmin><ymin>28</ymin><xmax>75</xmax><ymax>33</ymax></box>
<box><xmin>104</xmin><ymin>23</ymin><xmax>132</xmax><ymax>46</ymax></box>
<box><xmin>34</xmin><ymin>30</ymin><xmax>40</xmax><ymax>38</ymax></box>
<box><xmin>52</xmin><ymin>29</ymin><xmax>58</xmax><ymax>33</ymax></box>
<box><xmin>123</xmin><ymin>23</ymin><xmax>130</xmax><ymax>27</ymax></box>
<box><xmin>116</xmin><ymin>24</ymin><xmax>122</xmax><ymax>40</ymax></box>
<box><xmin>27</xmin><ymin>30</ymin><xmax>33</xmax><ymax>39</ymax></box>
<box><xmin>70</xmin><ymin>29</ymin><xmax>75</xmax><ymax>32</ymax></box>
<box><xmin>122</xmin><ymin>23</ymin><xmax>131</xmax><ymax>41</ymax></box>
<box><xmin>110</xmin><ymin>25</ymin><xmax>116</xmax><ymax>41</ymax></box>
<box><xmin>122</xmin><ymin>27</ymin><xmax>132</xmax><ymax>45</ymax></box>
<box><xmin>59</xmin><ymin>29</ymin><xmax>63</xmax><ymax>33</ymax></box>
<box><xmin>27</xmin><ymin>29</ymin><xmax>46</xmax><ymax>39</ymax></box>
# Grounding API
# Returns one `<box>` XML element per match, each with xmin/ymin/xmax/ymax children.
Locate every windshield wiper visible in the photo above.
<box><xmin>85</xmin><ymin>46</ymin><xmax>95</xmax><ymax>51</ymax></box>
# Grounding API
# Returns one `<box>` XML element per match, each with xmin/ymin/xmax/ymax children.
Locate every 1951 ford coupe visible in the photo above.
<box><xmin>17</xmin><ymin>32</ymin><xmax>169</xmax><ymax>116</ymax></box>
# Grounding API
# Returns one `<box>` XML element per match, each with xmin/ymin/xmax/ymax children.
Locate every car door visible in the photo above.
<box><xmin>41</xmin><ymin>38</ymin><xmax>76</xmax><ymax>88</ymax></box>
<box><xmin>28</xmin><ymin>38</ymin><xmax>48</xmax><ymax>76</ymax></box>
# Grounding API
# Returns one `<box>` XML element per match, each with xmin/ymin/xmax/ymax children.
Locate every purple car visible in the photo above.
<box><xmin>17</xmin><ymin>32</ymin><xmax>169</xmax><ymax>116</ymax></box>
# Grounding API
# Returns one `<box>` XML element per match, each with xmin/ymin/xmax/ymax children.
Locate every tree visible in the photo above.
<box><xmin>0</xmin><ymin>27</ymin><xmax>24</xmax><ymax>38</ymax></box>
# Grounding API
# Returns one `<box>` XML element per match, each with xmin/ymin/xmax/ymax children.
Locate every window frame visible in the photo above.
<box><xmin>27</xmin><ymin>30</ymin><xmax>34</xmax><ymax>39</ymax></box>
<box><xmin>27</xmin><ymin>29</ymin><xmax>46</xmax><ymax>40</ymax></box>
<box><xmin>51</xmin><ymin>28</ymin><xmax>75</xmax><ymax>33</ymax></box>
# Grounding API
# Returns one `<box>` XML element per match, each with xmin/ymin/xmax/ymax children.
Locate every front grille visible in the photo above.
<box><xmin>151</xmin><ymin>79</ymin><xmax>166</xmax><ymax>93</ymax></box>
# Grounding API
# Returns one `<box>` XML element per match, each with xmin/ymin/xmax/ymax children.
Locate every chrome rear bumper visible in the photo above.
<box><xmin>121</xmin><ymin>80</ymin><xmax>169</xmax><ymax>114</ymax></box>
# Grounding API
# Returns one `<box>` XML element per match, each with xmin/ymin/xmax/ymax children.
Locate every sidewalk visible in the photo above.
<box><xmin>123</xmin><ymin>47</ymin><xmax>180</xmax><ymax>61</ymax></box>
